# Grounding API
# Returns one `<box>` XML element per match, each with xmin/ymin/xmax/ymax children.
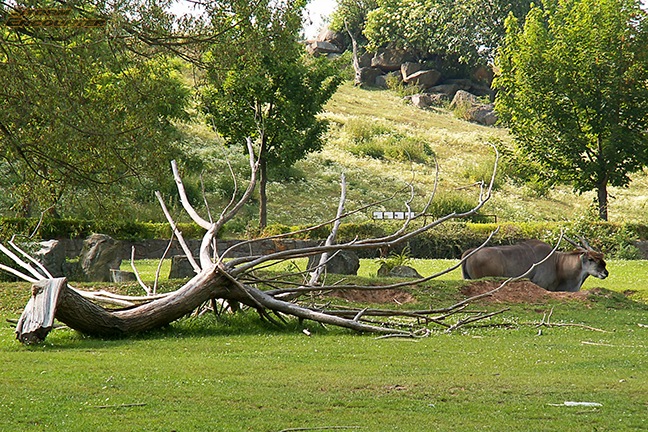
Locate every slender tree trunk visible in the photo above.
<box><xmin>597</xmin><ymin>177</ymin><xmax>608</xmax><ymax>221</ymax></box>
<box><xmin>258</xmin><ymin>155</ymin><xmax>268</xmax><ymax>230</ymax></box>
<box><xmin>596</xmin><ymin>137</ymin><xmax>609</xmax><ymax>221</ymax></box>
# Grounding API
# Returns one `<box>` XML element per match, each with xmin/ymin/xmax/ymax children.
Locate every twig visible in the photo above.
<box><xmin>91</xmin><ymin>402</ymin><xmax>147</xmax><ymax>409</ymax></box>
<box><xmin>279</xmin><ymin>426</ymin><xmax>362</xmax><ymax>432</ymax></box>
<box><xmin>155</xmin><ymin>190</ymin><xmax>201</xmax><ymax>274</ymax></box>
<box><xmin>130</xmin><ymin>246</ymin><xmax>151</xmax><ymax>295</ymax></box>
<box><xmin>581</xmin><ymin>341</ymin><xmax>644</xmax><ymax>348</ymax></box>
<box><xmin>535</xmin><ymin>307</ymin><xmax>610</xmax><ymax>333</ymax></box>
<box><xmin>445</xmin><ymin>308</ymin><xmax>509</xmax><ymax>332</ymax></box>
<box><xmin>153</xmin><ymin>233</ymin><xmax>175</xmax><ymax>295</ymax></box>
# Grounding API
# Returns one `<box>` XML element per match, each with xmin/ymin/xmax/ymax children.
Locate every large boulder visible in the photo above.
<box><xmin>403</xmin><ymin>69</ymin><xmax>441</xmax><ymax>88</ymax></box>
<box><xmin>33</xmin><ymin>239</ymin><xmax>66</xmax><ymax>277</ymax></box>
<box><xmin>356</xmin><ymin>67</ymin><xmax>383</xmax><ymax>87</ymax></box>
<box><xmin>466</xmin><ymin>104</ymin><xmax>498</xmax><ymax>126</ymax></box>
<box><xmin>371</xmin><ymin>49</ymin><xmax>415</xmax><ymax>72</ymax></box>
<box><xmin>449</xmin><ymin>89</ymin><xmax>480</xmax><ymax>110</ymax></box>
<box><xmin>408</xmin><ymin>93</ymin><xmax>447</xmax><ymax>109</ymax></box>
<box><xmin>471</xmin><ymin>64</ymin><xmax>494</xmax><ymax>85</ymax></box>
<box><xmin>307</xmin><ymin>250</ymin><xmax>360</xmax><ymax>275</ymax></box>
<box><xmin>389</xmin><ymin>265</ymin><xmax>422</xmax><ymax>278</ymax></box>
<box><xmin>400</xmin><ymin>62</ymin><xmax>424</xmax><ymax>80</ymax></box>
<box><xmin>306</xmin><ymin>40</ymin><xmax>342</xmax><ymax>56</ymax></box>
<box><xmin>79</xmin><ymin>234</ymin><xmax>122</xmax><ymax>282</ymax></box>
<box><xmin>449</xmin><ymin>90</ymin><xmax>498</xmax><ymax>126</ymax></box>
<box><xmin>358</xmin><ymin>52</ymin><xmax>373</xmax><ymax>68</ymax></box>
<box><xmin>316</xmin><ymin>28</ymin><xmax>345</xmax><ymax>50</ymax></box>
<box><xmin>427</xmin><ymin>83</ymin><xmax>462</xmax><ymax>98</ymax></box>
<box><xmin>168</xmin><ymin>255</ymin><xmax>199</xmax><ymax>279</ymax></box>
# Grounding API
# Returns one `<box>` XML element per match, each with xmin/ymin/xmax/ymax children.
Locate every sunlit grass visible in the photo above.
<box><xmin>2</xmin><ymin>256</ymin><xmax>647</xmax><ymax>431</ymax></box>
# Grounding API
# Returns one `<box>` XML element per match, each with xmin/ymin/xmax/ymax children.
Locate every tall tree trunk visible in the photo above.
<box><xmin>596</xmin><ymin>137</ymin><xmax>609</xmax><ymax>221</ymax></box>
<box><xmin>258</xmin><ymin>155</ymin><xmax>268</xmax><ymax>230</ymax></box>
<box><xmin>597</xmin><ymin>177</ymin><xmax>608</xmax><ymax>221</ymax></box>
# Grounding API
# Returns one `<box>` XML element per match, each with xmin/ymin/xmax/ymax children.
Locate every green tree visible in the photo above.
<box><xmin>200</xmin><ymin>0</ymin><xmax>341</xmax><ymax>229</ymax></box>
<box><xmin>494</xmin><ymin>0</ymin><xmax>648</xmax><ymax>220</ymax></box>
<box><xmin>0</xmin><ymin>1</ymin><xmax>190</xmax><ymax>217</ymax></box>
<box><xmin>329</xmin><ymin>0</ymin><xmax>378</xmax><ymax>45</ymax></box>
<box><xmin>362</xmin><ymin>0</ymin><xmax>532</xmax><ymax>71</ymax></box>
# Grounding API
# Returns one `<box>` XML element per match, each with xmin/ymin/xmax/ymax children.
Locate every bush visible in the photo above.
<box><xmin>0</xmin><ymin>217</ymin><xmax>205</xmax><ymax>241</ymax></box>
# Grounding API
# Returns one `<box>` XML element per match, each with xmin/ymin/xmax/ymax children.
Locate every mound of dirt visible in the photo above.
<box><xmin>330</xmin><ymin>288</ymin><xmax>416</xmax><ymax>304</ymax></box>
<box><xmin>460</xmin><ymin>280</ymin><xmax>591</xmax><ymax>303</ymax></box>
<box><xmin>326</xmin><ymin>281</ymin><xmax>602</xmax><ymax>305</ymax></box>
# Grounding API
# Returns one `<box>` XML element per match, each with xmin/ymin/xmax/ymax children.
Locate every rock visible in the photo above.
<box><xmin>316</xmin><ymin>28</ymin><xmax>345</xmax><ymax>50</ymax></box>
<box><xmin>33</xmin><ymin>239</ymin><xmax>66</xmax><ymax>277</ymax></box>
<box><xmin>409</xmin><ymin>93</ymin><xmax>447</xmax><ymax>109</ymax></box>
<box><xmin>389</xmin><ymin>265</ymin><xmax>422</xmax><ymax>278</ymax></box>
<box><xmin>400</xmin><ymin>62</ymin><xmax>424</xmax><ymax>80</ymax></box>
<box><xmin>466</xmin><ymin>104</ymin><xmax>498</xmax><ymax>126</ymax></box>
<box><xmin>358</xmin><ymin>52</ymin><xmax>373</xmax><ymax>68</ymax></box>
<box><xmin>371</xmin><ymin>49</ymin><xmax>414</xmax><ymax>72</ymax></box>
<box><xmin>306</xmin><ymin>40</ymin><xmax>342</xmax><ymax>56</ymax></box>
<box><xmin>169</xmin><ymin>255</ymin><xmax>199</xmax><ymax>279</ymax></box>
<box><xmin>445</xmin><ymin>78</ymin><xmax>474</xmax><ymax>89</ymax></box>
<box><xmin>307</xmin><ymin>250</ymin><xmax>360</xmax><ymax>275</ymax></box>
<box><xmin>449</xmin><ymin>91</ymin><xmax>498</xmax><ymax>126</ymax></box>
<box><xmin>449</xmin><ymin>89</ymin><xmax>480</xmax><ymax>110</ymax></box>
<box><xmin>403</xmin><ymin>69</ymin><xmax>441</xmax><ymax>88</ymax></box>
<box><xmin>110</xmin><ymin>269</ymin><xmax>137</xmax><ymax>283</ymax></box>
<box><xmin>427</xmin><ymin>83</ymin><xmax>461</xmax><ymax>98</ymax></box>
<box><xmin>375</xmin><ymin>74</ymin><xmax>389</xmax><ymax>89</ymax></box>
<box><xmin>356</xmin><ymin>67</ymin><xmax>383</xmax><ymax>87</ymax></box>
<box><xmin>79</xmin><ymin>234</ymin><xmax>122</xmax><ymax>282</ymax></box>
<box><xmin>469</xmin><ymin>83</ymin><xmax>494</xmax><ymax>99</ymax></box>
<box><xmin>471</xmin><ymin>64</ymin><xmax>494</xmax><ymax>85</ymax></box>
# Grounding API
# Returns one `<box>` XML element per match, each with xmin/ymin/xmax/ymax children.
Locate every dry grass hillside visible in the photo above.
<box><xmin>272</xmin><ymin>82</ymin><xmax>648</xmax><ymax>225</ymax></box>
<box><xmin>193</xmin><ymin>81</ymin><xmax>648</xmax><ymax>228</ymax></box>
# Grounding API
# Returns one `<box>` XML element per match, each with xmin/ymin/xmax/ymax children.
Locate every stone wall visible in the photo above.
<box><xmin>58</xmin><ymin>238</ymin><xmax>320</xmax><ymax>260</ymax></box>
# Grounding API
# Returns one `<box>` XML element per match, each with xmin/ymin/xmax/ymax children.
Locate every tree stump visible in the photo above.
<box><xmin>15</xmin><ymin>278</ymin><xmax>66</xmax><ymax>344</ymax></box>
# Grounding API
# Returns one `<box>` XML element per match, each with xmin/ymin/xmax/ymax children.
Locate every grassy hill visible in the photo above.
<box><xmin>180</xmin><ymin>80</ymin><xmax>648</xmax><ymax>230</ymax></box>
<box><xmin>260</xmin><ymin>81</ymin><xmax>648</xmax><ymax>226</ymax></box>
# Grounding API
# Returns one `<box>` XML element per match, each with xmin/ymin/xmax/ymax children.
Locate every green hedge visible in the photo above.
<box><xmin>0</xmin><ymin>218</ymin><xmax>204</xmax><ymax>241</ymax></box>
<box><xmin>263</xmin><ymin>220</ymin><xmax>648</xmax><ymax>259</ymax></box>
<box><xmin>2</xmin><ymin>217</ymin><xmax>645</xmax><ymax>259</ymax></box>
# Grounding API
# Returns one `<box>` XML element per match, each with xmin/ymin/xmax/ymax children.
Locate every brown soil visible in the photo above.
<box><xmin>460</xmin><ymin>280</ymin><xmax>592</xmax><ymax>303</ymax></box>
<box><xmin>329</xmin><ymin>288</ymin><xmax>416</xmax><ymax>304</ymax></box>
<box><xmin>327</xmin><ymin>281</ymin><xmax>601</xmax><ymax>305</ymax></box>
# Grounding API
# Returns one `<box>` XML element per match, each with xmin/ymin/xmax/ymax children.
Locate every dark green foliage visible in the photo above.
<box><xmin>494</xmin><ymin>0</ymin><xmax>648</xmax><ymax>220</ymax></box>
<box><xmin>0</xmin><ymin>4</ymin><xmax>191</xmax><ymax>217</ymax></box>
<box><xmin>363</xmin><ymin>0</ymin><xmax>533</xmax><ymax>72</ymax></box>
<box><xmin>0</xmin><ymin>218</ymin><xmax>203</xmax><ymax>241</ymax></box>
<box><xmin>199</xmin><ymin>0</ymin><xmax>342</xmax><ymax>228</ymax></box>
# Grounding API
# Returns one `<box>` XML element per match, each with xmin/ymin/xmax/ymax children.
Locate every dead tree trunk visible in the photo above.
<box><xmin>16</xmin><ymin>278</ymin><xmax>66</xmax><ymax>344</ymax></box>
<box><xmin>6</xmin><ymin>139</ymin><xmax>504</xmax><ymax>344</ymax></box>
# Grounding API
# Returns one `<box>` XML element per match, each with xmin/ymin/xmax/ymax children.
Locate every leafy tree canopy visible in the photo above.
<box><xmin>494</xmin><ymin>0</ymin><xmax>648</xmax><ymax>220</ymax></box>
<box><xmin>200</xmin><ymin>0</ymin><xmax>341</xmax><ymax>228</ymax></box>
<box><xmin>0</xmin><ymin>0</ymin><xmax>190</xmax><ymax>217</ymax></box>
<box><xmin>329</xmin><ymin>0</ymin><xmax>378</xmax><ymax>45</ymax></box>
<box><xmin>361</xmin><ymin>0</ymin><xmax>532</xmax><ymax>70</ymax></box>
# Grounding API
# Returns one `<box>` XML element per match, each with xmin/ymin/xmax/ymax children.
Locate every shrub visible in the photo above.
<box><xmin>0</xmin><ymin>217</ymin><xmax>205</xmax><ymax>241</ymax></box>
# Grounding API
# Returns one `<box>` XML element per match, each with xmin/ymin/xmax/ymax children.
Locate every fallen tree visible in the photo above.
<box><xmin>7</xmin><ymin>139</ymin><xmax>507</xmax><ymax>344</ymax></box>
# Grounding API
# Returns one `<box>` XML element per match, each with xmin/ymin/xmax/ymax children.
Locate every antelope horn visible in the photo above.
<box><xmin>563</xmin><ymin>235</ymin><xmax>581</xmax><ymax>249</ymax></box>
<box><xmin>579</xmin><ymin>236</ymin><xmax>593</xmax><ymax>251</ymax></box>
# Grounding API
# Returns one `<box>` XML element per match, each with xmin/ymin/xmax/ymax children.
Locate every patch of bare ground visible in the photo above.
<box><xmin>326</xmin><ymin>282</ymin><xmax>614</xmax><ymax>305</ymax></box>
<box><xmin>460</xmin><ymin>280</ymin><xmax>597</xmax><ymax>303</ymax></box>
<box><xmin>330</xmin><ymin>289</ymin><xmax>416</xmax><ymax>304</ymax></box>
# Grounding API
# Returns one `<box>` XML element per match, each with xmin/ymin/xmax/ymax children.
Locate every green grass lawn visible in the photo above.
<box><xmin>1</xmin><ymin>259</ymin><xmax>647</xmax><ymax>431</ymax></box>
